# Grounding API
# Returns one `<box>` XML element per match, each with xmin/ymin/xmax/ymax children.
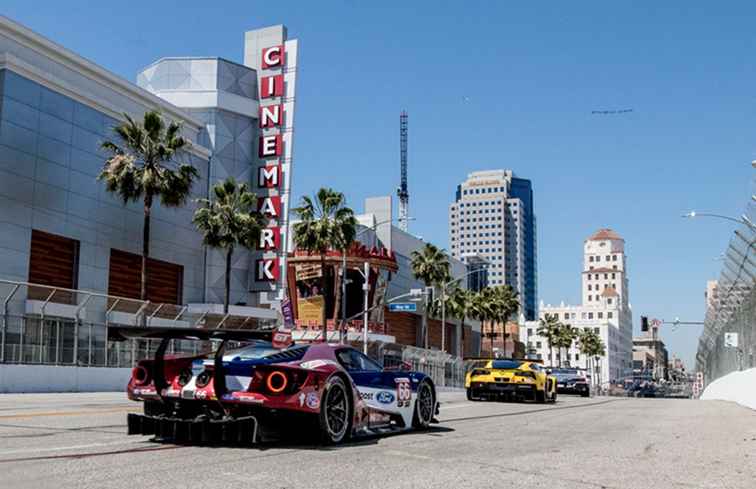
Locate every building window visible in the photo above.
<box><xmin>588</xmin><ymin>284</ymin><xmax>592</xmax><ymax>291</ymax></box>
<box><xmin>594</xmin><ymin>327</ymin><xmax>600</xmax><ymax>334</ymax></box>
<box><xmin>536</xmin><ymin>341</ymin><xmax>542</xmax><ymax>348</ymax></box>
<box><xmin>527</xmin><ymin>328</ymin><xmax>533</xmax><ymax>336</ymax></box>
<box><xmin>28</xmin><ymin>230</ymin><xmax>80</xmax><ymax>303</ymax></box>
<box><xmin>613</xmin><ymin>255</ymin><xmax>617</xmax><ymax>261</ymax></box>
<box><xmin>608</xmin><ymin>312</ymin><xmax>613</xmax><ymax>318</ymax></box>
<box><xmin>108</xmin><ymin>249</ymin><xmax>184</xmax><ymax>304</ymax></box>
<box><xmin>589</xmin><ymin>256</ymin><xmax>594</xmax><ymax>262</ymax></box>
<box><xmin>588</xmin><ymin>313</ymin><xmax>594</xmax><ymax>319</ymax></box>
<box><xmin>588</xmin><ymin>295</ymin><xmax>592</xmax><ymax>301</ymax></box>
<box><xmin>598</xmin><ymin>312</ymin><xmax>603</xmax><ymax>319</ymax></box>
<box><xmin>612</xmin><ymin>273</ymin><xmax>616</xmax><ymax>279</ymax></box>
<box><xmin>607</xmin><ymin>298</ymin><xmax>612</xmax><ymax>305</ymax></box>
<box><xmin>575</xmin><ymin>354</ymin><xmax>580</xmax><ymax>361</ymax></box>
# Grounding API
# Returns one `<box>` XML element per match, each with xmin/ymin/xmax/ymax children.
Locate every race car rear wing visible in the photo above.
<box><xmin>108</xmin><ymin>325</ymin><xmax>279</xmax><ymax>343</ymax></box>
<box><xmin>111</xmin><ymin>325</ymin><xmax>293</xmax><ymax>404</ymax></box>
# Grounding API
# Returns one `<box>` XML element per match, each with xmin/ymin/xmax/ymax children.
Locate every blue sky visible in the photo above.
<box><xmin>5</xmin><ymin>1</ymin><xmax>755</xmax><ymax>369</ymax></box>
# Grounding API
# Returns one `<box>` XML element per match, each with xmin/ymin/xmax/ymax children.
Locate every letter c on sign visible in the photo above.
<box><xmin>262</xmin><ymin>45</ymin><xmax>284</xmax><ymax>69</ymax></box>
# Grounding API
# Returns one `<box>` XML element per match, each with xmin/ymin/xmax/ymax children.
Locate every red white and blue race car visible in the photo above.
<box><xmin>112</xmin><ymin>326</ymin><xmax>439</xmax><ymax>445</ymax></box>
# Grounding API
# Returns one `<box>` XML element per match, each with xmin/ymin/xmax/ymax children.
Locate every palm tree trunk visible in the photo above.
<box><xmin>320</xmin><ymin>254</ymin><xmax>327</xmax><ymax>342</ymax></box>
<box><xmin>141</xmin><ymin>195</ymin><xmax>153</xmax><ymax>302</ymax></box>
<box><xmin>457</xmin><ymin>317</ymin><xmax>464</xmax><ymax>358</ymax></box>
<box><xmin>489</xmin><ymin>321</ymin><xmax>494</xmax><ymax>356</ymax></box>
<box><xmin>224</xmin><ymin>247</ymin><xmax>233</xmax><ymax>314</ymax></box>
<box><xmin>549</xmin><ymin>344</ymin><xmax>553</xmax><ymax>367</ymax></box>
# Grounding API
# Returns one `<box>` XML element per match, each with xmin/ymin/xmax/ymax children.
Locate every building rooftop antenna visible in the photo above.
<box><xmin>397</xmin><ymin>110</ymin><xmax>409</xmax><ymax>231</ymax></box>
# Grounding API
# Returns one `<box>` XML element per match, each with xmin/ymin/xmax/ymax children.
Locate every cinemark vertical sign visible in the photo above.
<box><xmin>255</xmin><ymin>43</ymin><xmax>290</xmax><ymax>291</ymax></box>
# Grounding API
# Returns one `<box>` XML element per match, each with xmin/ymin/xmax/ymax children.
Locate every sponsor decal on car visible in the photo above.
<box><xmin>396</xmin><ymin>378</ymin><xmax>411</xmax><ymax>408</ymax></box>
<box><xmin>306</xmin><ymin>391</ymin><xmax>320</xmax><ymax>409</ymax></box>
<box><xmin>132</xmin><ymin>387</ymin><xmax>156</xmax><ymax>396</ymax></box>
<box><xmin>300</xmin><ymin>359</ymin><xmax>339</xmax><ymax>370</ymax></box>
<box><xmin>376</xmin><ymin>391</ymin><xmax>395</xmax><ymax>404</ymax></box>
<box><xmin>360</xmin><ymin>391</ymin><xmax>374</xmax><ymax>401</ymax></box>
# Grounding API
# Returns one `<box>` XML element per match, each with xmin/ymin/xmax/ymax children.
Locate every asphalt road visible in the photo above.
<box><xmin>1</xmin><ymin>391</ymin><xmax>755</xmax><ymax>489</ymax></box>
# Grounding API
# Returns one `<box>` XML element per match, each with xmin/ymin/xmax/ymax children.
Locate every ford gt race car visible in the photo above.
<box><xmin>112</xmin><ymin>326</ymin><xmax>439</xmax><ymax>446</ymax></box>
<box><xmin>464</xmin><ymin>358</ymin><xmax>557</xmax><ymax>403</ymax></box>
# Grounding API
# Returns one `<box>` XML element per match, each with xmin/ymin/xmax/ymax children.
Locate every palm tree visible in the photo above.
<box><xmin>410</xmin><ymin>244</ymin><xmax>450</xmax><ymax>348</ymax></box>
<box><xmin>468</xmin><ymin>288</ymin><xmax>491</xmax><ymax>355</ymax></box>
<box><xmin>578</xmin><ymin>329</ymin><xmax>606</xmax><ymax>387</ymax></box>
<box><xmin>291</xmin><ymin>188</ymin><xmax>357</xmax><ymax>340</ymax></box>
<box><xmin>537</xmin><ymin>313</ymin><xmax>560</xmax><ymax>367</ymax></box>
<box><xmin>193</xmin><ymin>177</ymin><xmax>263</xmax><ymax>314</ymax></box>
<box><xmin>488</xmin><ymin>285</ymin><xmax>520</xmax><ymax>356</ymax></box>
<box><xmin>555</xmin><ymin>323</ymin><xmax>579</xmax><ymax>367</ymax></box>
<box><xmin>100</xmin><ymin>111</ymin><xmax>198</xmax><ymax>301</ymax></box>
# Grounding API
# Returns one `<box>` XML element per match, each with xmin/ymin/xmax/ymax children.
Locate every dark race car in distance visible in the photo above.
<box><xmin>550</xmin><ymin>368</ymin><xmax>591</xmax><ymax>397</ymax></box>
<box><xmin>113</xmin><ymin>326</ymin><xmax>439</xmax><ymax>446</ymax></box>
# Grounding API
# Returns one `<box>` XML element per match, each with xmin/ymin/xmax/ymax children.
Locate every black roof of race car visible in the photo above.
<box><xmin>108</xmin><ymin>325</ymin><xmax>278</xmax><ymax>342</ymax></box>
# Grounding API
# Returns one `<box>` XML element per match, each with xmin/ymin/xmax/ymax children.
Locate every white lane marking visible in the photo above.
<box><xmin>0</xmin><ymin>438</ymin><xmax>147</xmax><ymax>457</ymax></box>
<box><xmin>384</xmin><ymin>450</ymin><xmax>434</xmax><ymax>461</ymax></box>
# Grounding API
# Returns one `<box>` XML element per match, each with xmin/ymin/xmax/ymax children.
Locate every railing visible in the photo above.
<box><xmin>695</xmin><ymin>196</ymin><xmax>756</xmax><ymax>384</ymax></box>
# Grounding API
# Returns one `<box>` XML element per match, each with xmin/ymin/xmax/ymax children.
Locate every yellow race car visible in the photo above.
<box><xmin>465</xmin><ymin>359</ymin><xmax>557</xmax><ymax>403</ymax></box>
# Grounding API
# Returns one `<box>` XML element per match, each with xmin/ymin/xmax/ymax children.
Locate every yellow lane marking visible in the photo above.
<box><xmin>0</xmin><ymin>406</ymin><xmax>138</xmax><ymax>420</ymax></box>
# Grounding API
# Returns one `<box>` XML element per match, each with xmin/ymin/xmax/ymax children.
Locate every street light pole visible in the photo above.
<box><xmin>362</xmin><ymin>260</ymin><xmax>369</xmax><ymax>355</ymax></box>
<box><xmin>682</xmin><ymin>211</ymin><xmax>756</xmax><ymax>231</ymax></box>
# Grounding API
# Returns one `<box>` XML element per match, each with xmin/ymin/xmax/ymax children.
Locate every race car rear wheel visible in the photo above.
<box><xmin>535</xmin><ymin>389</ymin><xmax>546</xmax><ymax>403</ymax></box>
<box><xmin>319</xmin><ymin>376</ymin><xmax>351</xmax><ymax>444</ymax></box>
<box><xmin>466</xmin><ymin>387</ymin><xmax>478</xmax><ymax>401</ymax></box>
<box><xmin>412</xmin><ymin>380</ymin><xmax>435</xmax><ymax>429</ymax></box>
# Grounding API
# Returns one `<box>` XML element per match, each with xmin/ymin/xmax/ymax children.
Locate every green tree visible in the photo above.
<box><xmin>488</xmin><ymin>285</ymin><xmax>520</xmax><ymax>355</ymax></box>
<box><xmin>555</xmin><ymin>323</ymin><xmax>579</xmax><ymax>367</ymax></box>
<box><xmin>100</xmin><ymin>111</ymin><xmax>198</xmax><ymax>301</ymax></box>
<box><xmin>410</xmin><ymin>244</ymin><xmax>450</xmax><ymax>348</ymax></box>
<box><xmin>537</xmin><ymin>313</ymin><xmax>560</xmax><ymax>367</ymax></box>
<box><xmin>292</xmin><ymin>188</ymin><xmax>357</xmax><ymax>340</ymax></box>
<box><xmin>578</xmin><ymin>329</ymin><xmax>607</xmax><ymax>387</ymax></box>
<box><xmin>193</xmin><ymin>177</ymin><xmax>263</xmax><ymax>314</ymax></box>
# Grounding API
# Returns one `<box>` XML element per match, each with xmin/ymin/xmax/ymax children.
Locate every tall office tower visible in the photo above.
<box><xmin>448</xmin><ymin>170</ymin><xmax>537</xmax><ymax>320</ymax></box>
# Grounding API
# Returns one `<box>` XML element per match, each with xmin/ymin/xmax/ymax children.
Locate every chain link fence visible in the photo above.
<box><xmin>695</xmin><ymin>197</ymin><xmax>756</xmax><ymax>385</ymax></box>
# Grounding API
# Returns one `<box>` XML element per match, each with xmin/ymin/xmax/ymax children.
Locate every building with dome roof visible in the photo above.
<box><xmin>519</xmin><ymin>228</ymin><xmax>633</xmax><ymax>385</ymax></box>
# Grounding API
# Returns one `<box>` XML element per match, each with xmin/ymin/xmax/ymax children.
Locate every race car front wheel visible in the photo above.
<box><xmin>412</xmin><ymin>380</ymin><xmax>435</xmax><ymax>429</ymax></box>
<box><xmin>319</xmin><ymin>376</ymin><xmax>351</xmax><ymax>444</ymax></box>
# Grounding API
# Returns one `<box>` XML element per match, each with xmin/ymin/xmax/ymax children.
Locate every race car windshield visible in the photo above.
<box><xmin>225</xmin><ymin>341</ymin><xmax>279</xmax><ymax>360</ymax></box>
<box><xmin>492</xmin><ymin>360</ymin><xmax>524</xmax><ymax>370</ymax></box>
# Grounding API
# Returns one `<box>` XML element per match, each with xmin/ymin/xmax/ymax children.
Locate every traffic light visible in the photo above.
<box><xmin>641</xmin><ymin>316</ymin><xmax>649</xmax><ymax>332</ymax></box>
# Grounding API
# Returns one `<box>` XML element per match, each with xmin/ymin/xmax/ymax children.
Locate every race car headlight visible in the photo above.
<box><xmin>266</xmin><ymin>371</ymin><xmax>288</xmax><ymax>394</ymax></box>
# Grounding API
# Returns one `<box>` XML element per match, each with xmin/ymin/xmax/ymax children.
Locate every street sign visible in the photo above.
<box><xmin>389</xmin><ymin>303</ymin><xmax>417</xmax><ymax>312</ymax></box>
<box><xmin>724</xmin><ymin>332</ymin><xmax>739</xmax><ymax>348</ymax></box>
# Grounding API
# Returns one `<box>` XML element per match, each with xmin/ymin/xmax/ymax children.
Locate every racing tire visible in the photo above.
<box><xmin>412</xmin><ymin>380</ymin><xmax>435</xmax><ymax>429</ymax></box>
<box><xmin>466</xmin><ymin>388</ymin><xmax>479</xmax><ymax>401</ymax></box>
<box><xmin>535</xmin><ymin>389</ymin><xmax>546</xmax><ymax>404</ymax></box>
<box><xmin>581</xmin><ymin>390</ymin><xmax>590</xmax><ymax>398</ymax></box>
<box><xmin>318</xmin><ymin>376</ymin><xmax>352</xmax><ymax>445</ymax></box>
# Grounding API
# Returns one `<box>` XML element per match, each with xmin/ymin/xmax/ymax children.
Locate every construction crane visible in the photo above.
<box><xmin>397</xmin><ymin>110</ymin><xmax>409</xmax><ymax>232</ymax></box>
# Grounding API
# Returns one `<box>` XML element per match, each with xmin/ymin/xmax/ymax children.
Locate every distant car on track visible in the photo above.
<box><xmin>464</xmin><ymin>358</ymin><xmax>557</xmax><ymax>403</ymax></box>
<box><xmin>550</xmin><ymin>368</ymin><xmax>591</xmax><ymax>397</ymax></box>
<box><xmin>113</xmin><ymin>326</ymin><xmax>439</xmax><ymax>445</ymax></box>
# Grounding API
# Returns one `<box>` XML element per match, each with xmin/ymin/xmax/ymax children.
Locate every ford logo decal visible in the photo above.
<box><xmin>376</xmin><ymin>391</ymin><xmax>395</xmax><ymax>404</ymax></box>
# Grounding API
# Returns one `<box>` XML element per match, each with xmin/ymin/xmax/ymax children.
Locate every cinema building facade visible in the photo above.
<box><xmin>0</xmin><ymin>16</ymin><xmax>481</xmax><ymax>373</ymax></box>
